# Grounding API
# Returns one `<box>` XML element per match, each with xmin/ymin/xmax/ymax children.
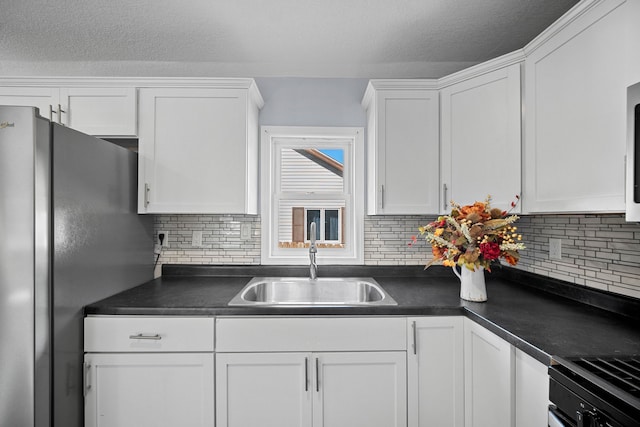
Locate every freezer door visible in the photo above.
<box><xmin>0</xmin><ymin>106</ymin><xmax>51</xmax><ymax>427</ymax></box>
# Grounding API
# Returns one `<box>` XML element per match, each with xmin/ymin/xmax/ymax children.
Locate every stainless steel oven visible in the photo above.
<box><xmin>549</xmin><ymin>357</ymin><xmax>640</xmax><ymax>426</ymax></box>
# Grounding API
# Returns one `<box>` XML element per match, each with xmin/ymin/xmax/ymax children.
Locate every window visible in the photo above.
<box><xmin>261</xmin><ymin>126</ymin><xmax>364</xmax><ymax>264</ymax></box>
<box><xmin>294</xmin><ymin>207</ymin><xmax>343</xmax><ymax>245</ymax></box>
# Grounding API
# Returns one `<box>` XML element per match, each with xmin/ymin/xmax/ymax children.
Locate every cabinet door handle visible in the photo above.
<box><xmin>304</xmin><ymin>357</ymin><xmax>309</xmax><ymax>391</ymax></box>
<box><xmin>380</xmin><ymin>185</ymin><xmax>385</xmax><ymax>210</ymax></box>
<box><xmin>83</xmin><ymin>363</ymin><xmax>92</xmax><ymax>397</ymax></box>
<box><xmin>412</xmin><ymin>321</ymin><xmax>417</xmax><ymax>355</ymax></box>
<box><xmin>49</xmin><ymin>105</ymin><xmax>54</xmax><ymax>121</ymax></box>
<box><xmin>57</xmin><ymin>104</ymin><xmax>66</xmax><ymax>125</ymax></box>
<box><xmin>315</xmin><ymin>358</ymin><xmax>320</xmax><ymax>392</ymax></box>
<box><xmin>144</xmin><ymin>183</ymin><xmax>150</xmax><ymax>208</ymax></box>
<box><xmin>443</xmin><ymin>183</ymin><xmax>448</xmax><ymax>210</ymax></box>
<box><xmin>129</xmin><ymin>333</ymin><xmax>162</xmax><ymax>340</ymax></box>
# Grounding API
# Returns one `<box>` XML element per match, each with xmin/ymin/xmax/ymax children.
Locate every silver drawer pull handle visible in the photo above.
<box><xmin>129</xmin><ymin>333</ymin><xmax>162</xmax><ymax>340</ymax></box>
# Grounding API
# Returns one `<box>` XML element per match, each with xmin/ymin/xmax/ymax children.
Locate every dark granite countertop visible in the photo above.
<box><xmin>85</xmin><ymin>265</ymin><xmax>640</xmax><ymax>366</ymax></box>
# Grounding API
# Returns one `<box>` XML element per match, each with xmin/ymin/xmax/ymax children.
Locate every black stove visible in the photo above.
<box><xmin>549</xmin><ymin>356</ymin><xmax>640</xmax><ymax>426</ymax></box>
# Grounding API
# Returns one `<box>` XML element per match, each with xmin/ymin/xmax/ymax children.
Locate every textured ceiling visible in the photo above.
<box><xmin>0</xmin><ymin>0</ymin><xmax>579</xmax><ymax>78</ymax></box>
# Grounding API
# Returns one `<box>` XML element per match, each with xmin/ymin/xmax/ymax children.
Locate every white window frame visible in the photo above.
<box><xmin>261</xmin><ymin>126</ymin><xmax>364</xmax><ymax>265</ymax></box>
<box><xmin>304</xmin><ymin>208</ymin><xmax>343</xmax><ymax>244</ymax></box>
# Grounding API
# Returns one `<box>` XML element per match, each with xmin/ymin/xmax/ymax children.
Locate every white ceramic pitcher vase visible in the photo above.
<box><xmin>452</xmin><ymin>265</ymin><xmax>488</xmax><ymax>302</ymax></box>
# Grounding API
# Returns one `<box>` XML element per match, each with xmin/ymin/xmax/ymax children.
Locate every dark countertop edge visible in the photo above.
<box><xmin>85</xmin><ymin>305</ymin><xmax>466</xmax><ymax>317</ymax></box>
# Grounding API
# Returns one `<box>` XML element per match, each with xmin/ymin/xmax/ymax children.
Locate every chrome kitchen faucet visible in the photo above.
<box><xmin>309</xmin><ymin>222</ymin><xmax>318</xmax><ymax>280</ymax></box>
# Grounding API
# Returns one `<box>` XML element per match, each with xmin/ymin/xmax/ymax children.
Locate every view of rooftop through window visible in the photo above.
<box><xmin>277</xmin><ymin>147</ymin><xmax>346</xmax><ymax>249</ymax></box>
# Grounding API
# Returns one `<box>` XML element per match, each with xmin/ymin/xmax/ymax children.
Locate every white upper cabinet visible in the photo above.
<box><xmin>60</xmin><ymin>87</ymin><xmax>137</xmax><ymax>136</ymax></box>
<box><xmin>0</xmin><ymin>83</ymin><xmax>137</xmax><ymax>136</ymax></box>
<box><xmin>362</xmin><ymin>81</ymin><xmax>440</xmax><ymax>215</ymax></box>
<box><xmin>0</xmin><ymin>86</ymin><xmax>58</xmax><ymax>118</ymax></box>
<box><xmin>440</xmin><ymin>60</ymin><xmax>522</xmax><ymax>213</ymax></box>
<box><xmin>523</xmin><ymin>0</ymin><xmax>629</xmax><ymax>213</ymax></box>
<box><xmin>137</xmin><ymin>81</ymin><xmax>263</xmax><ymax>214</ymax></box>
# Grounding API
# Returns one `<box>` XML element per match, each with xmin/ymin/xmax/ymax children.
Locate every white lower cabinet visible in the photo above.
<box><xmin>84</xmin><ymin>353</ymin><xmax>214</xmax><ymax>427</ymax></box>
<box><xmin>83</xmin><ymin>315</ymin><xmax>551</xmax><ymax>427</ymax></box>
<box><xmin>216</xmin><ymin>351</ymin><xmax>406</xmax><ymax>427</ymax></box>
<box><xmin>315</xmin><ymin>351</ymin><xmax>406</xmax><ymax>427</ymax></box>
<box><xmin>215</xmin><ymin>316</ymin><xmax>407</xmax><ymax>427</ymax></box>
<box><xmin>216</xmin><ymin>352</ymin><xmax>311</xmax><ymax>427</ymax></box>
<box><xmin>83</xmin><ymin>316</ymin><xmax>215</xmax><ymax>427</ymax></box>
<box><xmin>464</xmin><ymin>318</ymin><xmax>515</xmax><ymax>427</ymax></box>
<box><xmin>515</xmin><ymin>349</ymin><xmax>550</xmax><ymax>427</ymax></box>
<box><xmin>408</xmin><ymin>317</ymin><xmax>464</xmax><ymax>427</ymax></box>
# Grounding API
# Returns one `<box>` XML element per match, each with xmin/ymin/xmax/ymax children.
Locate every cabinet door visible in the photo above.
<box><xmin>60</xmin><ymin>87</ymin><xmax>137</xmax><ymax>136</ymax></box>
<box><xmin>138</xmin><ymin>87</ymin><xmax>255</xmax><ymax>214</ymax></box>
<box><xmin>313</xmin><ymin>351</ymin><xmax>407</xmax><ymax>427</ymax></box>
<box><xmin>464</xmin><ymin>319</ymin><xmax>514</xmax><ymax>427</ymax></box>
<box><xmin>0</xmin><ymin>86</ymin><xmax>58</xmax><ymax>120</ymax></box>
<box><xmin>216</xmin><ymin>352</ymin><xmax>312</xmax><ymax>427</ymax></box>
<box><xmin>84</xmin><ymin>352</ymin><xmax>214</xmax><ymax>427</ymax></box>
<box><xmin>367</xmin><ymin>88</ymin><xmax>440</xmax><ymax>214</ymax></box>
<box><xmin>408</xmin><ymin>317</ymin><xmax>464</xmax><ymax>427</ymax></box>
<box><xmin>523</xmin><ymin>0</ymin><xmax>627</xmax><ymax>212</ymax></box>
<box><xmin>440</xmin><ymin>64</ymin><xmax>521</xmax><ymax>212</ymax></box>
<box><xmin>515</xmin><ymin>349</ymin><xmax>549</xmax><ymax>427</ymax></box>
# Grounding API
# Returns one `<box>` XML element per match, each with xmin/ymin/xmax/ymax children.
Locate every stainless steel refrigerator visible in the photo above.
<box><xmin>0</xmin><ymin>106</ymin><xmax>154</xmax><ymax>427</ymax></box>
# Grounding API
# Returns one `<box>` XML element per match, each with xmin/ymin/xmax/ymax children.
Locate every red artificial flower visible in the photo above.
<box><xmin>479</xmin><ymin>242</ymin><xmax>501</xmax><ymax>260</ymax></box>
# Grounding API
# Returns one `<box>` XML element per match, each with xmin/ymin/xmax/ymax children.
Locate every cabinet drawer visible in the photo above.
<box><xmin>216</xmin><ymin>317</ymin><xmax>407</xmax><ymax>352</ymax></box>
<box><xmin>84</xmin><ymin>316</ymin><xmax>214</xmax><ymax>352</ymax></box>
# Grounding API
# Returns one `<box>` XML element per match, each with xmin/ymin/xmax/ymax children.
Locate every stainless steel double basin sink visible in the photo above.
<box><xmin>228</xmin><ymin>277</ymin><xmax>397</xmax><ymax>307</ymax></box>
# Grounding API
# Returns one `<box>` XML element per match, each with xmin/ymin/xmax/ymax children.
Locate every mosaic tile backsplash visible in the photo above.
<box><xmin>154</xmin><ymin>213</ymin><xmax>640</xmax><ymax>299</ymax></box>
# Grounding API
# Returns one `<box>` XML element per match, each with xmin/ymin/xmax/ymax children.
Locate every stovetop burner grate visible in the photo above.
<box><xmin>573</xmin><ymin>357</ymin><xmax>640</xmax><ymax>399</ymax></box>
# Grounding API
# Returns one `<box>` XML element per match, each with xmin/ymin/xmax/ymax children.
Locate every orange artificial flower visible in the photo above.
<box><xmin>456</xmin><ymin>202</ymin><xmax>492</xmax><ymax>222</ymax></box>
<box><xmin>503</xmin><ymin>253</ymin><xmax>518</xmax><ymax>266</ymax></box>
<box><xmin>432</xmin><ymin>246</ymin><xmax>446</xmax><ymax>259</ymax></box>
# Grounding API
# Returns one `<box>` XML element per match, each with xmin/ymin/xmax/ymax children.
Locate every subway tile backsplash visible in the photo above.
<box><xmin>154</xmin><ymin>215</ymin><xmax>261</xmax><ymax>270</ymax></box>
<box><xmin>154</xmin><ymin>213</ymin><xmax>640</xmax><ymax>299</ymax></box>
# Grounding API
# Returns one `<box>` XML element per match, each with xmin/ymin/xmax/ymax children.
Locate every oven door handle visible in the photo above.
<box><xmin>576</xmin><ymin>409</ymin><xmax>600</xmax><ymax>427</ymax></box>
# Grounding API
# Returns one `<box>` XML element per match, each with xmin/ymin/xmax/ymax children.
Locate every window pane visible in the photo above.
<box><xmin>280</xmin><ymin>148</ymin><xmax>344</xmax><ymax>192</ymax></box>
<box><xmin>307</xmin><ymin>210</ymin><xmax>320</xmax><ymax>241</ymax></box>
<box><xmin>277</xmin><ymin>200</ymin><xmax>346</xmax><ymax>248</ymax></box>
<box><xmin>325</xmin><ymin>209</ymin><xmax>339</xmax><ymax>241</ymax></box>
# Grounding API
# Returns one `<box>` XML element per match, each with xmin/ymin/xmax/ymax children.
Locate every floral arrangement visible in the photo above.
<box><xmin>411</xmin><ymin>195</ymin><xmax>525</xmax><ymax>271</ymax></box>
